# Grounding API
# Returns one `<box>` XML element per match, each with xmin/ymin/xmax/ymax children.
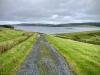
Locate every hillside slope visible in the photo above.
<box><xmin>46</xmin><ymin>34</ymin><xmax>100</xmax><ymax>75</ymax></box>
<box><xmin>55</xmin><ymin>30</ymin><xmax>100</xmax><ymax>45</ymax></box>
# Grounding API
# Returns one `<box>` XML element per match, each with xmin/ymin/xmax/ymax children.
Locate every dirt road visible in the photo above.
<box><xmin>17</xmin><ymin>34</ymin><xmax>74</xmax><ymax>75</ymax></box>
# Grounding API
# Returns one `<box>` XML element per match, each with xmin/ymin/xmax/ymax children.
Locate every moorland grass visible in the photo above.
<box><xmin>0</xmin><ymin>33</ymin><xmax>38</xmax><ymax>75</ymax></box>
<box><xmin>55</xmin><ymin>30</ymin><xmax>100</xmax><ymax>45</ymax></box>
<box><xmin>0</xmin><ymin>27</ymin><xmax>24</xmax><ymax>42</ymax></box>
<box><xmin>46</xmin><ymin>34</ymin><xmax>100</xmax><ymax>75</ymax></box>
<box><xmin>0</xmin><ymin>28</ymin><xmax>34</xmax><ymax>54</ymax></box>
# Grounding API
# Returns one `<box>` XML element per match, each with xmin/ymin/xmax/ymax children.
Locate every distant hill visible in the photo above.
<box><xmin>0</xmin><ymin>25</ymin><xmax>14</xmax><ymax>29</ymax></box>
<box><xmin>14</xmin><ymin>23</ymin><xmax>53</xmax><ymax>26</ymax></box>
<box><xmin>58</xmin><ymin>22</ymin><xmax>100</xmax><ymax>27</ymax></box>
<box><xmin>14</xmin><ymin>22</ymin><xmax>100</xmax><ymax>27</ymax></box>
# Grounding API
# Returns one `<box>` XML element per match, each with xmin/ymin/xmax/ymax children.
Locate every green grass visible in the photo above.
<box><xmin>39</xmin><ymin>41</ymin><xmax>49</xmax><ymax>75</ymax></box>
<box><xmin>0</xmin><ymin>27</ymin><xmax>34</xmax><ymax>54</ymax></box>
<box><xmin>55</xmin><ymin>30</ymin><xmax>100</xmax><ymax>45</ymax></box>
<box><xmin>46</xmin><ymin>34</ymin><xmax>100</xmax><ymax>75</ymax></box>
<box><xmin>0</xmin><ymin>33</ymin><xmax>38</xmax><ymax>75</ymax></box>
<box><xmin>39</xmin><ymin>40</ymin><xmax>57</xmax><ymax>75</ymax></box>
<box><xmin>0</xmin><ymin>27</ymin><xmax>25</xmax><ymax>42</ymax></box>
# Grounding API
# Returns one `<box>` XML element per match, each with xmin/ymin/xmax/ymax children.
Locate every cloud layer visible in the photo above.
<box><xmin>0</xmin><ymin>0</ymin><xmax>100</xmax><ymax>24</ymax></box>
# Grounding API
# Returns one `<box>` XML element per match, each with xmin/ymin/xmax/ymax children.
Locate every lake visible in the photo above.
<box><xmin>15</xmin><ymin>26</ymin><xmax>100</xmax><ymax>34</ymax></box>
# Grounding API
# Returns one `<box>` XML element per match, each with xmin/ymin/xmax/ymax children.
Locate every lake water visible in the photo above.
<box><xmin>15</xmin><ymin>26</ymin><xmax>100</xmax><ymax>34</ymax></box>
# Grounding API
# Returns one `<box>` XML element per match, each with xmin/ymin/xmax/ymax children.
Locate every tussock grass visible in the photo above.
<box><xmin>55</xmin><ymin>30</ymin><xmax>100</xmax><ymax>45</ymax></box>
<box><xmin>15</xmin><ymin>33</ymin><xmax>33</xmax><ymax>45</ymax></box>
<box><xmin>0</xmin><ymin>41</ymin><xmax>14</xmax><ymax>54</ymax></box>
<box><xmin>0</xmin><ymin>27</ymin><xmax>2</xmax><ymax>30</ymax></box>
<box><xmin>0</xmin><ymin>33</ymin><xmax>38</xmax><ymax>75</ymax></box>
<box><xmin>0</xmin><ymin>28</ymin><xmax>24</xmax><ymax>42</ymax></box>
<box><xmin>0</xmin><ymin>33</ymin><xmax>33</xmax><ymax>54</ymax></box>
<box><xmin>46</xmin><ymin>34</ymin><xmax>100</xmax><ymax>75</ymax></box>
<box><xmin>0</xmin><ymin>28</ymin><xmax>34</xmax><ymax>54</ymax></box>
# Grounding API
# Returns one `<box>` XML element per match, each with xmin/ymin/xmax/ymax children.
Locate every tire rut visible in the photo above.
<box><xmin>17</xmin><ymin>34</ymin><xmax>74</xmax><ymax>75</ymax></box>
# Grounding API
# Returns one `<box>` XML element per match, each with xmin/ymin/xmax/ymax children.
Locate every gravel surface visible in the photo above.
<box><xmin>17</xmin><ymin>34</ymin><xmax>74</xmax><ymax>75</ymax></box>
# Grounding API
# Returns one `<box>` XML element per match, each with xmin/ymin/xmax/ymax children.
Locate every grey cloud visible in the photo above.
<box><xmin>0</xmin><ymin>0</ymin><xmax>100</xmax><ymax>23</ymax></box>
<box><xmin>84</xmin><ymin>0</ymin><xmax>100</xmax><ymax>15</ymax></box>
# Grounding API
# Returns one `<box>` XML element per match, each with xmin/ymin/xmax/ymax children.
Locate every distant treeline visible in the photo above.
<box><xmin>0</xmin><ymin>25</ymin><xmax>14</xmax><ymax>29</ymax></box>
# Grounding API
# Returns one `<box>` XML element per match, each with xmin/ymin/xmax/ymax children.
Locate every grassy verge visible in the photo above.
<box><xmin>0</xmin><ymin>33</ymin><xmax>38</xmax><ymax>75</ymax></box>
<box><xmin>39</xmin><ymin>41</ymin><xmax>49</xmax><ymax>75</ymax></box>
<box><xmin>39</xmin><ymin>41</ymin><xmax>57</xmax><ymax>75</ymax></box>
<box><xmin>46</xmin><ymin>34</ymin><xmax>100</xmax><ymax>75</ymax></box>
<box><xmin>55</xmin><ymin>30</ymin><xmax>100</xmax><ymax>45</ymax></box>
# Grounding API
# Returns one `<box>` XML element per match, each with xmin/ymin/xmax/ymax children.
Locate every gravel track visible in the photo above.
<box><xmin>17</xmin><ymin>34</ymin><xmax>74</xmax><ymax>75</ymax></box>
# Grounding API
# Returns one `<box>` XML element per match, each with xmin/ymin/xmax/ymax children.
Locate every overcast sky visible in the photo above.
<box><xmin>0</xmin><ymin>0</ymin><xmax>100</xmax><ymax>24</ymax></box>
